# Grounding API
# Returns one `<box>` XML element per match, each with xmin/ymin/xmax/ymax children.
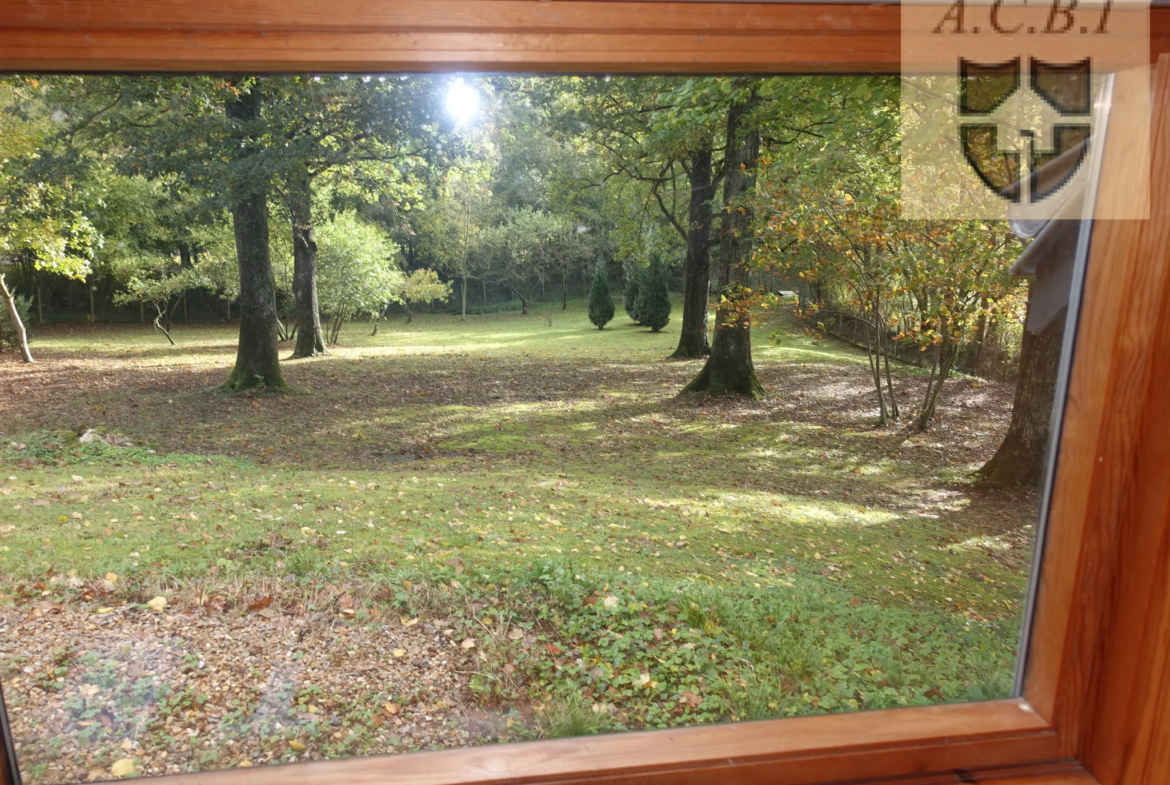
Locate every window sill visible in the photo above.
<box><xmin>146</xmin><ymin>699</ymin><xmax>1058</xmax><ymax>785</ymax></box>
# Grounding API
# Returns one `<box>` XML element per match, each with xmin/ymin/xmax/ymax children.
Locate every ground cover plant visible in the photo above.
<box><xmin>0</xmin><ymin>304</ymin><xmax>1037</xmax><ymax>782</ymax></box>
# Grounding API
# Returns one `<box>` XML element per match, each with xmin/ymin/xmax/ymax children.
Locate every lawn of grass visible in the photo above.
<box><xmin>0</xmin><ymin>301</ymin><xmax>1038</xmax><ymax>780</ymax></box>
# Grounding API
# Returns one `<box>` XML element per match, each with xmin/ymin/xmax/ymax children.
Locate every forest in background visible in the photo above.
<box><xmin>0</xmin><ymin>74</ymin><xmax>1059</xmax><ymax>486</ymax></box>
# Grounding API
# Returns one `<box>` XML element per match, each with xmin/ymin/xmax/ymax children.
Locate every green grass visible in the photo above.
<box><xmin>0</xmin><ymin>300</ymin><xmax>1035</xmax><ymax>747</ymax></box>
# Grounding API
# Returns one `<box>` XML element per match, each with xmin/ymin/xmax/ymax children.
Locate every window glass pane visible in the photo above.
<box><xmin>0</xmin><ymin>71</ymin><xmax>1094</xmax><ymax>783</ymax></box>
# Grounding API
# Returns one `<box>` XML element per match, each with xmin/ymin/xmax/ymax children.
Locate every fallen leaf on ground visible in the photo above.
<box><xmin>109</xmin><ymin>759</ymin><xmax>137</xmax><ymax>778</ymax></box>
<box><xmin>246</xmin><ymin>596</ymin><xmax>273</xmax><ymax>613</ymax></box>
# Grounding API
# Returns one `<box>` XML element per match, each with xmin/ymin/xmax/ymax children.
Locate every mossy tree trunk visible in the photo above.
<box><xmin>220</xmin><ymin>83</ymin><xmax>287</xmax><ymax>393</ymax></box>
<box><xmin>670</xmin><ymin>146</ymin><xmax>716</xmax><ymax>359</ymax></box>
<box><xmin>289</xmin><ymin>163</ymin><xmax>326</xmax><ymax>359</ymax></box>
<box><xmin>684</xmin><ymin>98</ymin><xmax>763</xmax><ymax>399</ymax></box>
<box><xmin>978</xmin><ymin>282</ymin><xmax>1064</xmax><ymax>487</ymax></box>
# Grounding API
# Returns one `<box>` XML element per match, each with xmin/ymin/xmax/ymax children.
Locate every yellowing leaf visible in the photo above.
<box><xmin>96</xmin><ymin>607</ymin><xmax>114</xmax><ymax>615</ymax></box>
<box><xmin>392</xmin><ymin>648</ymin><xmax>406</xmax><ymax>658</ymax></box>
<box><xmin>110</xmin><ymin>759</ymin><xmax>137</xmax><ymax>778</ymax></box>
<box><xmin>382</xmin><ymin>701</ymin><xmax>400</xmax><ymax>716</ymax></box>
<box><xmin>400</xmin><ymin>617</ymin><xmax>418</xmax><ymax>627</ymax></box>
<box><xmin>460</xmin><ymin>638</ymin><xmax>476</xmax><ymax>649</ymax></box>
<box><xmin>104</xmin><ymin>572</ymin><xmax>118</xmax><ymax>583</ymax></box>
<box><xmin>146</xmin><ymin>596</ymin><xmax>167</xmax><ymax>612</ymax></box>
<box><xmin>288</xmin><ymin>740</ymin><xmax>306</xmax><ymax>752</ymax></box>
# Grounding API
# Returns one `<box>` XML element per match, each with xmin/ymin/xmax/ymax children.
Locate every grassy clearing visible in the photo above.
<box><xmin>0</xmin><ymin>302</ymin><xmax>1036</xmax><ymax>778</ymax></box>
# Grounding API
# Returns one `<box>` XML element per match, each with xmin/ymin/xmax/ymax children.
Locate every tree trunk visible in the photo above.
<box><xmin>152</xmin><ymin>303</ymin><xmax>176</xmax><ymax>345</ymax></box>
<box><xmin>977</xmin><ymin>284</ymin><xmax>1064</xmax><ymax>487</ymax></box>
<box><xmin>220</xmin><ymin>82</ymin><xmax>287</xmax><ymax>393</ymax></box>
<box><xmin>179</xmin><ymin>246</ymin><xmax>191</xmax><ymax>327</ymax></box>
<box><xmin>864</xmin><ymin>310</ymin><xmax>889</xmax><ymax>425</ymax></box>
<box><xmin>36</xmin><ymin>283</ymin><xmax>43</xmax><ymax>324</ymax></box>
<box><xmin>916</xmin><ymin>329</ymin><xmax>956</xmax><ymax>429</ymax></box>
<box><xmin>683</xmin><ymin>97</ymin><xmax>763</xmax><ymax>398</ymax></box>
<box><xmin>462</xmin><ymin>274</ymin><xmax>468</xmax><ymax>321</ymax></box>
<box><xmin>289</xmin><ymin>164</ymin><xmax>326</xmax><ymax>358</ymax></box>
<box><xmin>883</xmin><ymin>343</ymin><xmax>899</xmax><ymax>420</ymax></box>
<box><xmin>563</xmin><ymin>267</ymin><xmax>568</xmax><ymax>310</ymax></box>
<box><xmin>671</xmin><ymin>146</ymin><xmax>716</xmax><ymax>359</ymax></box>
<box><xmin>0</xmin><ymin>274</ymin><xmax>34</xmax><ymax>363</ymax></box>
<box><xmin>328</xmin><ymin>307</ymin><xmax>347</xmax><ymax>344</ymax></box>
<box><xmin>971</xmin><ymin>307</ymin><xmax>990</xmax><ymax>374</ymax></box>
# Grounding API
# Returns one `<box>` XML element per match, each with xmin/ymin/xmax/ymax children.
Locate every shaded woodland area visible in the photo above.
<box><xmin>0</xmin><ymin>74</ymin><xmax>1065</xmax><ymax>782</ymax></box>
<box><xmin>0</xmin><ymin>74</ymin><xmax>1060</xmax><ymax>484</ymax></box>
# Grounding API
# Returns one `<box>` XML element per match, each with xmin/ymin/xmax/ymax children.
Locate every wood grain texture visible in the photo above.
<box><xmin>103</xmin><ymin>700</ymin><xmax>1056</xmax><ymax>785</ymax></box>
<box><xmin>0</xmin><ymin>3</ymin><xmax>1168</xmax><ymax>785</ymax></box>
<box><xmin>1076</xmin><ymin>57</ymin><xmax>1170</xmax><ymax>785</ymax></box>
<box><xmin>1020</xmin><ymin>57</ymin><xmax>1170</xmax><ymax>758</ymax></box>
<box><xmin>0</xmin><ymin>0</ymin><xmax>904</xmax><ymax>34</ymax></box>
<box><xmin>0</xmin><ymin>1</ymin><xmax>1166</xmax><ymax>73</ymax></box>
<box><xmin>0</xmin><ymin>28</ymin><xmax>901</xmax><ymax>74</ymax></box>
<box><xmin>941</xmin><ymin>769</ymin><xmax>1095</xmax><ymax>785</ymax></box>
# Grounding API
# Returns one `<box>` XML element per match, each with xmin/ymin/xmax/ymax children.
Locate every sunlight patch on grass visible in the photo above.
<box><xmin>950</xmin><ymin>535</ymin><xmax>1017</xmax><ymax>553</ymax></box>
<box><xmin>4</xmin><ymin>302</ymin><xmax>1034</xmax><ymax>741</ymax></box>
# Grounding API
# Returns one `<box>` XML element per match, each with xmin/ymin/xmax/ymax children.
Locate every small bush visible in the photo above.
<box><xmin>636</xmin><ymin>260</ymin><xmax>671</xmax><ymax>332</ymax></box>
<box><xmin>586</xmin><ymin>262</ymin><xmax>615</xmax><ymax>330</ymax></box>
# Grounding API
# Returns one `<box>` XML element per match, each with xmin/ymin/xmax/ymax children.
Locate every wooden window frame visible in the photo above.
<box><xmin>1</xmin><ymin>3</ymin><xmax>1168</xmax><ymax>784</ymax></box>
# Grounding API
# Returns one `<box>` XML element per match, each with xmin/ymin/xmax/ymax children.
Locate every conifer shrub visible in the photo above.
<box><xmin>637</xmin><ymin>259</ymin><xmax>672</xmax><ymax>332</ymax></box>
<box><xmin>586</xmin><ymin>262</ymin><xmax>615</xmax><ymax>329</ymax></box>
